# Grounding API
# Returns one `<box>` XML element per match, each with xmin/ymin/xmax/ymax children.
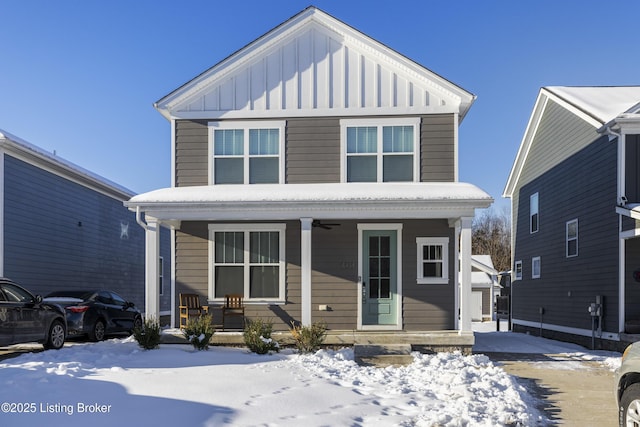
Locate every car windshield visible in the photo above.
<box><xmin>2</xmin><ymin>283</ymin><xmax>34</xmax><ymax>303</ymax></box>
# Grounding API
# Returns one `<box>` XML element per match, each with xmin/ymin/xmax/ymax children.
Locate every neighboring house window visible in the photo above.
<box><xmin>566</xmin><ymin>219</ymin><xmax>578</xmax><ymax>258</ymax></box>
<box><xmin>514</xmin><ymin>260</ymin><xmax>522</xmax><ymax>280</ymax></box>
<box><xmin>209</xmin><ymin>121</ymin><xmax>285</xmax><ymax>184</ymax></box>
<box><xmin>416</xmin><ymin>237</ymin><xmax>449</xmax><ymax>284</ymax></box>
<box><xmin>530</xmin><ymin>192</ymin><xmax>539</xmax><ymax>233</ymax></box>
<box><xmin>159</xmin><ymin>256</ymin><xmax>164</xmax><ymax>296</ymax></box>
<box><xmin>209</xmin><ymin>224</ymin><xmax>286</xmax><ymax>301</ymax></box>
<box><xmin>532</xmin><ymin>256</ymin><xmax>541</xmax><ymax>279</ymax></box>
<box><xmin>340</xmin><ymin>118</ymin><xmax>420</xmax><ymax>182</ymax></box>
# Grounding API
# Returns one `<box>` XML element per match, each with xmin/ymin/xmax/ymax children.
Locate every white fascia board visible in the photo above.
<box><xmin>166</xmin><ymin>105</ymin><xmax>461</xmax><ymax>121</ymax></box>
<box><xmin>130</xmin><ymin>200</ymin><xmax>489</xmax><ymax>223</ymax></box>
<box><xmin>503</xmin><ymin>91</ymin><xmax>548</xmax><ymax>197</ymax></box>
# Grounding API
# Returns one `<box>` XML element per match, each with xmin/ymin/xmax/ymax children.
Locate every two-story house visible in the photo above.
<box><xmin>503</xmin><ymin>86</ymin><xmax>640</xmax><ymax>350</ymax></box>
<box><xmin>126</xmin><ymin>7</ymin><xmax>492</xmax><ymax>346</ymax></box>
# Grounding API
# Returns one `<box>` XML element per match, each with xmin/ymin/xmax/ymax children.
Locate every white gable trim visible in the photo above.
<box><xmin>503</xmin><ymin>88</ymin><xmax>603</xmax><ymax>197</ymax></box>
<box><xmin>155</xmin><ymin>7</ymin><xmax>474</xmax><ymax>121</ymax></box>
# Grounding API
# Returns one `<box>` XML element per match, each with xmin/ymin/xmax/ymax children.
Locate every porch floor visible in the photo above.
<box><xmin>160</xmin><ymin>329</ymin><xmax>474</xmax><ymax>353</ymax></box>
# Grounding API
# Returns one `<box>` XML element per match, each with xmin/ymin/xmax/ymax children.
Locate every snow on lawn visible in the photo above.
<box><xmin>0</xmin><ymin>336</ymin><xmax>545</xmax><ymax>427</ymax></box>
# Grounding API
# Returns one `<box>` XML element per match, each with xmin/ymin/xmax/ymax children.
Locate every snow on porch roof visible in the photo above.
<box><xmin>126</xmin><ymin>182</ymin><xmax>493</xmax><ymax>221</ymax></box>
<box><xmin>128</xmin><ymin>182</ymin><xmax>491</xmax><ymax>205</ymax></box>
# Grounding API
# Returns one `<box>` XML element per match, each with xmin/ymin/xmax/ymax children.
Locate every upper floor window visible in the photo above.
<box><xmin>209</xmin><ymin>121</ymin><xmax>285</xmax><ymax>184</ymax></box>
<box><xmin>340</xmin><ymin>118</ymin><xmax>420</xmax><ymax>183</ymax></box>
<box><xmin>530</xmin><ymin>192</ymin><xmax>539</xmax><ymax>234</ymax></box>
<box><xmin>566</xmin><ymin>219</ymin><xmax>578</xmax><ymax>257</ymax></box>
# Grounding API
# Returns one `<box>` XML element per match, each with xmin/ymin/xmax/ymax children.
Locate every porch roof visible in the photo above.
<box><xmin>126</xmin><ymin>182</ymin><xmax>493</xmax><ymax>221</ymax></box>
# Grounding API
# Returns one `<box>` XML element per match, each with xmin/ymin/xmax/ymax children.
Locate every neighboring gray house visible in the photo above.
<box><xmin>503</xmin><ymin>86</ymin><xmax>640</xmax><ymax>350</ymax></box>
<box><xmin>470</xmin><ymin>255</ymin><xmax>498</xmax><ymax>322</ymax></box>
<box><xmin>126</xmin><ymin>6</ymin><xmax>492</xmax><ymax>343</ymax></box>
<box><xmin>0</xmin><ymin>129</ymin><xmax>170</xmax><ymax>318</ymax></box>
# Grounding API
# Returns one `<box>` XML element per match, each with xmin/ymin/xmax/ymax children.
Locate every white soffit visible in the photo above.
<box><xmin>155</xmin><ymin>7</ymin><xmax>474</xmax><ymax>120</ymax></box>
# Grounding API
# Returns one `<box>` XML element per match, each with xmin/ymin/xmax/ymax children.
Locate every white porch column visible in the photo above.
<box><xmin>300</xmin><ymin>218</ymin><xmax>313</xmax><ymax>326</ymax></box>
<box><xmin>144</xmin><ymin>217</ymin><xmax>160</xmax><ymax>320</ymax></box>
<box><xmin>459</xmin><ymin>217</ymin><xmax>473</xmax><ymax>332</ymax></box>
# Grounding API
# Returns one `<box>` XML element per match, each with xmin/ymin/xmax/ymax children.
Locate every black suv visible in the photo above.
<box><xmin>0</xmin><ymin>278</ymin><xmax>66</xmax><ymax>350</ymax></box>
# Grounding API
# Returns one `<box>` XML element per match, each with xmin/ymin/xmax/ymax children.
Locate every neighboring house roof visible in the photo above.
<box><xmin>503</xmin><ymin>86</ymin><xmax>640</xmax><ymax>197</ymax></box>
<box><xmin>154</xmin><ymin>6</ymin><xmax>475</xmax><ymax>122</ymax></box>
<box><xmin>461</xmin><ymin>255</ymin><xmax>498</xmax><ymax>288</ymax></box>
<box><xmin>0</xmin><ymin>129</ymin><xmax>134</xmax><ymax>200</ymax></box>
<box><xmin>125</xmin><ymin>182</ymin><xmax>492</xmax><ymax>221</ymax></box>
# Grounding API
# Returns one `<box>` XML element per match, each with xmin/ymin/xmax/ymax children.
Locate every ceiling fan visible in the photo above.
<box><xmin>312</xmin><ymin>220</ymin><xmax>341</xmax><ymax>230</ymax></box>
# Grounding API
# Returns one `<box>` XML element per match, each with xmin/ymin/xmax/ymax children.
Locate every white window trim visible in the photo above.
<box><xmin>530</xmin><ymin>192</ymin><xmax>539</xmax><ymax>234</ymax></box>
<box><xmin>566</xmin><ymin>219</ymin><xmax>578</xmax><ymax>258</ymax></box>
<box><xmin>340</xmin><ymin>117</ymin><xmax>420</xmax><ymax>183</ymax></box>
<box><xmin>532</xmin><ymin>256</ymin><xmax>541</xmax><ymax>279</ymax></box>
<box><xmin>514</xmin><ymin>260</ymin><xmax>522</xmax><ymax>281</ymax></box>
<box><xmin>208</xmin><ymin>120</ymin><xmax>286</xmax><ymax>185</ymax></box>
<box><xmin>416</xmin><ymin>237</ymin><xmax>449</xmax><ymax>284</ymax></box>
<box><xmin>208</xmin><ymin>223</ymin><xmax>286</xmax><ymax>303</ymax></box>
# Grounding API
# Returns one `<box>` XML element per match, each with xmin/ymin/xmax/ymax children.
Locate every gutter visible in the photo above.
<box><xmin>135</xmin><ymin>206</ymin><xmax>151</xmax><ymax>231</ymax></box>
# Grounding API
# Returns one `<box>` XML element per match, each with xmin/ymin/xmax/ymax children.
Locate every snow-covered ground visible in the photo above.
<box><xmin>0</xmin><ymin>323</ymin><xmax>621</xmax><ymax>427</ymax></box>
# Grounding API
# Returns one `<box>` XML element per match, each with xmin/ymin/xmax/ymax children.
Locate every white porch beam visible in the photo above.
<box><xmin>144</xmin><ymin>217</ymin><xmax>160</xmax><ymax>320</ymax></box>
<box><xmin>459</xmin><ymin>217</ymin><xmax>473</xmax><ymax>332</ymax></box>
<box><xmin>300</xmin><ymin>217</ymin><xmax>313</xmax><ymax>326</ymax></box>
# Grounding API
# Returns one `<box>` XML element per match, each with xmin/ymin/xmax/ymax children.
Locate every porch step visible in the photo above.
<box><xmin>353</xmin><ymin>344</ymin><xmax>414</xmax><ymax>367</ymax></box>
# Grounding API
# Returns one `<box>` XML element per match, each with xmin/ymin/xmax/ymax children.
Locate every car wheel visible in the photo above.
<box><xmin>89</xmin><ymin>319</ymin><xmax>106</xmax><ymax>342</ymax></box>
<box><xmin>44</xmin><ymin>320</ymin><xmax>65</xmax><ymax>350</ymax></box>
<box><xmin>620</xmin><ymin>383</ymin><xmax>640</xmax><ymax>426</ymax></box>
<box><xmin>131</xmin><ymin>316</ymin><xmax>143</xmax><ymax>334</ymax></box>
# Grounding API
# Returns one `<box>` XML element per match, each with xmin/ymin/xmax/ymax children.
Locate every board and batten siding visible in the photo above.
<box><xmin>512</xmin><ymin>135</ymin><xmax>618</xmax><ymax>332</ymax></box>
<box><xmin>175</xmin><ymin>114</ymin><xmax>457</xmax><ymax>186</ymax></box>
<box><xmin>3</xmin><ymin>155</ymin><xmax>160</xmax><ymax>311</ymax></box>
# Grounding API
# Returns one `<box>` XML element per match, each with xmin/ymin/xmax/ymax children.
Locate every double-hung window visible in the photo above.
<box><xmin>566</xmin><ymin>219</ymin><xmax>578</xmax><ymax>257</ymax></box>
<box><xmin>514</xmin><ymin>260</ymin><xmax>522</xmax><ymax>280</ymax></box>
<box><xmin>530</xmin><ymin>192</ymin><xmax>539</xmax><ymax>233</ymax></box>
<box><xmin>210</xmin><ymin>121</ymin><xmax>285</xmax><ymax>184</ymax></box>
<box><xmin>532</xmin><ymin>256</ymin><xmax>541</xmax><ymax>279</ymax></box>
<box><xmin>341</xmin><ymin>118</ymin><xmax>420</xmax><ymax>182</ymax></box>
<box><xmin>209</xmin><ymin>224</ymin><xmax>286</xmax><ymax>302</ymax></box>
<box><xmin>416</xmin><ymin>237</ymin><xmax>449</xmax><ymax>284</ymax></box>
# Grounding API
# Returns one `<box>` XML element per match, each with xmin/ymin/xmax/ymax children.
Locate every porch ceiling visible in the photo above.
<box><xmin>125</xmin><ymin>182</ymin><xmax>493</xmax><ymax>222</ymax></box>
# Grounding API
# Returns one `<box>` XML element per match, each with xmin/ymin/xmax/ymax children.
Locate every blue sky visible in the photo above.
<box><xmin>1</xmin><ymin>1</ymin><xmax>639</xmax><ymax>212</ymax></box>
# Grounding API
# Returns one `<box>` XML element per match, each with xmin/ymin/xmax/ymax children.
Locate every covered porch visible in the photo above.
<box><xmin>125</xmin><ymin>182</ymin><xmax>492</xmax><ymax>338</ymax></box>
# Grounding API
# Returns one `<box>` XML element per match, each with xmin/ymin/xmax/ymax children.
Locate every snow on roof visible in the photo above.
<box><xmin>546</xmin><ymin>86</ymin><xmax>640</xmax><ymax>124</ymax></box>
<box><xmin>0</xmin><ymin>129</ymin><xmax>134</xmax><ymax>198</ymax></box>
<box><xmin>128</xmin><ymin>182</ymin><xmax>492</xmax><ymax>205</ymax></box>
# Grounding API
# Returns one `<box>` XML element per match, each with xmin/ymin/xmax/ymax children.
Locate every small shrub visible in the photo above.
<box><xmin>133</xmin><ymin>317</ymin><xmax>162</xmax><ymax>350</ymax></box>
<box><xmin>183</xmin><ymin>314</ymin><xmax>215</xmax><ymax>351</ymax></box>
<box><xmin>289</xmin><ymin>321</ymin><xmax>327</xmax><ymax>353</ymax></box>
<box><xmin>243</xmin><ymin>318</ymin><xmax>280</xmax><ymax>354</ymax></box>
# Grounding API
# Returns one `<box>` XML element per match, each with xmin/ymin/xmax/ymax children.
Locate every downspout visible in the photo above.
<box><xmin>135</xmin><ymin>206</ymin><xmax>150</xmax><ymax>231</ymax></box>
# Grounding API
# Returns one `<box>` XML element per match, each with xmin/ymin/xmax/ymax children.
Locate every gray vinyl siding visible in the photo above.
<box><xmin>286</xmin><ymin>118</ymin><xmax>340</xmax><ymax>183</ymax></box>
<box><xmin>421</xmin><ymin>114</ymin><xmax>455</xmax><ymax>182</ymax></box>
<box><xmin>175</xmin><ymin>115</ymin><xmax>457</xmax><ymax>186</ymax></box>
<box><xmin>174</xmin><ymin>219</ymin><xmax>455</xmax><ymax>330</ymax></box>
<box><xmin>512</xmin><ymin>135</ymin><xmax>618</xmax><ymax>332</ymax></box>
<box><xmin>626</xmin><ymin>134</ymin><xmax>640</xmax><ymax>204</ymax></box>
<box><xmin>175</xmin><ymin>120</ymin><xmax>208</xmax><ymax>187</ymax></box>
<box><xmin>625</xmin><ymin>238</ymin><xmax>640</xmax><ymax>323</ymax></box>
<box><xmin>3</xmin><ymin>155</ymin><xmax>171</xmax><ymax>311</ymax></box>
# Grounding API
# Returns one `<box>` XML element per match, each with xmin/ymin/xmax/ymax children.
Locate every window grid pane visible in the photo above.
<box><xmin>347</xmin><ymin>156</ymin><xmax>377</xmax><ymax>182</ymax></box>
<box><xmin>249</xmin><ymin>129</ymin><xmax>279</xmax><ymax>155</ymax></box>
<box><xmin>214</xmin><ymin>129</ymin><xmax>244</xmax><ymax>156</ymax></box>
<box><xmin>383</xmin><ymin>126</ymin><xmax>413</xmax><ymax>152</ymax></box>
<box><xmin>250</xmin><ymin>232</ymin><xmax>279</xmax><ymax>264</ymax></box>
<box><xmin>347</xmin><ymin>127</ymin><xmax>377</xmax><ymax>153</ymax></box>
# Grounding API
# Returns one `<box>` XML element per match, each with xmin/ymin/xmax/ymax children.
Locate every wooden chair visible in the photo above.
<box><xmin>222</xmin><ymin>294</ymin><xmax>245</xmax><ymax>331</ymax></box>
<box><xmin>179</xmin><ymin>293</ymin><xmax>209</xmax><ymax>328</ymax></box>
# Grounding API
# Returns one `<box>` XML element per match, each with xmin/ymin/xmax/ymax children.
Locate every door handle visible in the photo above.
<box><xmin>362</xmin><ymin>282</ymin><xmax>366</xmax><ymax>298</ymax></box>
